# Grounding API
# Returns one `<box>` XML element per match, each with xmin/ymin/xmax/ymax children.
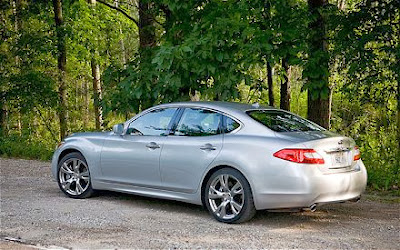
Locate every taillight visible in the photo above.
<box><xmin>273</xmin><ymin>149</ymin><xmax>325</xmax><ymax>164</ymax></box>
<box><xmin>353</xmin><ymin>146</ymin><xmax>361</xmax><ymax>161</ymax></box>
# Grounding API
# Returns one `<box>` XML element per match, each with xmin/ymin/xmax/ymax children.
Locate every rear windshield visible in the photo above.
<box><xmin>247</xmin><ymin>110</ymin><xmax>324</xmax><ymax>132</ymax></box>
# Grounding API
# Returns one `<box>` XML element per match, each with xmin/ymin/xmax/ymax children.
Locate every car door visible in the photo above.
<box><xmin>100</xmin><ymin>108</ymin><xmax>178</xmax><ymax>188</ymax></box>
<box><xmin>160</xmin><ymin>107</ymin><xmax>223</xmax><ymax>193</ymax></box>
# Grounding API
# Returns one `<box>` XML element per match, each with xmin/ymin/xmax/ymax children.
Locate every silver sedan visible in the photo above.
<box><xmin>51</xmin><ymin>102</ymin><xmax>367</xmax><ymax>223</ymax></box>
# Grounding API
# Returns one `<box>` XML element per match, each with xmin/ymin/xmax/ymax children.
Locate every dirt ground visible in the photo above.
<box><xmin>1</xmin><ymin>158</ymin><xmax>399</xmax><ymax>249</ymax></box>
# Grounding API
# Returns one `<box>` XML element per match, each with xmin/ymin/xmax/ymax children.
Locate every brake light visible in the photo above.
<box><xmin>273</xmin><ymin>149</ymin><xmax>325</xmax><ymax>164</ymax></box>
<box><xmin>353</xmin><ymin>146</ymin><xmax>361</xmax><ymax>161</ymax></box>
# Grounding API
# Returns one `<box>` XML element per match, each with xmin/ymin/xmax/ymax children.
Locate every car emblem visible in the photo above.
<box><xmin>338</xmin><ymin>140</ymin><xmax>344</xmax><ymax>145</ymax></box>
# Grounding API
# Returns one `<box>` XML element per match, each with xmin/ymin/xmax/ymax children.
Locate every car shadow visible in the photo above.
<box><xmin>95</xmin><ymin>190</ymin><xmax>206</xmax><ymax>214</ymax></box>
<box><xmin>91</xmin><ymin>190</ymin><xmax>356</xmax><ymax>227</ymax></box>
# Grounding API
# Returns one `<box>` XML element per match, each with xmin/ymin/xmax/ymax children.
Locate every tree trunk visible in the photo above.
<box><xmin>12</xmin><ymin>0</ymin><xmax>21</xmax><ymax>65</ymax></box>
<box><xmin>308</xmin><ymin>91</ymin><xmax>330</xmax><ymax>128</ymax></box>
<box><xmin>337</xmin><ymin>0</ymin><xmax>346</xmax><ymax>10</ymax></box>
<box><xmin>83</xmin><ymin>80</ymin><xmax>89</xmax><ymax>128</ymax></box>
<box><xmin>12</xmin><ymin>0</ymin><xmax>22</xmax><ymax>135</ymax></box>
<box><xmin>267</xmin><ymin>62</ymin><xmax>274</xmax><ymax>107</ymax></box>
<box><xmin>17</xmin><ymin>111</ymin><xmax>22</xmax><ymax>134</ymax></box>
<box><xmin>114</xmin><ymin>0</ymin><xmax>127</xmax><ymax>66</ymax></box>
<box><xmin>91</xmin><ymin>59</ymin><xmax>103</xmax><ymax>130</ymax></box>
<box><xmin>0</xmin><ymin>103</ymin><xmax>8</xmax><ymax>136</ymax></box>
<box><xmin>87</xmin><ymin>0</ymin><xmax>103</xmax><ymax>130</ymax></box>
<box><xmin>32</xmin><ymin>112</ymin><xmax>39</xmax><ymax>137</ymax></box>
<box><xmin>280</xmin><ymin>58</ymin><xmax>291</xmax><ymax>111</ymax></box>
<box><xmin>138</xmin><ymin>0</ymin><xmax>156</xmax><ymax>109</ymax></box>
<box><xmin>397</xmin><ymin>84</ymin><xmax>400</xmax><ymax>165</ymax></box>
<box><xmin>397</xmin><ymin>61</ymin><xmax>400</xmax><ymax>153</ymax></box>
<box><xmin>53</xmin><ymin>0</ymin><xmax>68</xmax><ymax>140</ymax></box>
<box><xmin>139</xmin><ymin>1</ymin><xmax>156</xmax><ymax>50</ymax></box>
<box><xmin>307</xmin><ymin>0</ymin><xmax>331</xmax><ymax>129</ymax></box>
<box><xmin>119</xmin><ymin>26</ymin><xmax>127</xmax><ymax>65</ymax></box>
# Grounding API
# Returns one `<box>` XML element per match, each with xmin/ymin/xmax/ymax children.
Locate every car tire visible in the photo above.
<box><xmin>57</xmin><ymin>152</ymin><xmax>94</xmax><ymax>199</ymax></box>
<box><xmin>204</xmin><ymin>168</ymin><xmax>256</xmax><ymax>223</ymax></box>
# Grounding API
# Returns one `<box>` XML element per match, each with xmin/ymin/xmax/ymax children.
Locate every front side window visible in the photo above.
<box><xmin>127</xmin><ymin>108</ymin><xmax>177</xmax><ymax>136</ymax></box>
<box><xmin>247</xmin><ymin>110</ymin><xmax>324</xmax><ymax>132</ymax></box>
<box><xmin>174</xmin><ymin>108</ymin><xmax>222</xmax><ymax>136</ymax></box>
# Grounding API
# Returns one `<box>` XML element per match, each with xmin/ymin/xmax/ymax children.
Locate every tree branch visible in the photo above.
<box><xmin>96</xmin><ymin>0</ymin><xmax>139</xmax><ymax>27</ymax></box>
<box><xmin>35</xmin><ymin>108</ymin><xmax>58</xmax><ymax>143</ymax></box>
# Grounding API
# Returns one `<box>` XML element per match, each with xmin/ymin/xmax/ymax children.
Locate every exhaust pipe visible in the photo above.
<box><xmin>304</xmin><ymin>204</ymin><xmax>317</xmax><ymax>212</ymax></box>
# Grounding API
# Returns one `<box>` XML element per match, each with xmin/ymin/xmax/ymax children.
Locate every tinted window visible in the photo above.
<box><xmin>247</xmin><ymin>110</ymin><xmax>324</xmax><ymax>132</ymax></box>
<box><xmin>224</xmin><ymin>117</ymin><xmax>240</xmax><ymax>133</ymax></box>
<box><xmin>127</xmin><ymin>108</ymin><xmax>177</xmax><ymax>136</ymax></box>
<box><xmin>175</xmin><ymin>108</ymin><xmax>221</xmax><ymax>136</ymax></box>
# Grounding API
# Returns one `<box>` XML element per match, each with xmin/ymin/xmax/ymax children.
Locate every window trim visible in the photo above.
<box><xmin>124</xmin><ymin>105</ymin><xmax>244</xmax><ymax>136</ymax></box>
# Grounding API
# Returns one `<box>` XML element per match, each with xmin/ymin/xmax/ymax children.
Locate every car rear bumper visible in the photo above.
<box><xmin>253</xmin><ymin>161</ymin><xmax>368</xmax><ymax>210</ymax></box>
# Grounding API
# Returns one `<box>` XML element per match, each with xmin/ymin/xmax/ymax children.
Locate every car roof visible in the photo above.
<box><xmin>154</xmin><ymin>101</ymin><xmax>276</xmax><ymax>115</ymax></box>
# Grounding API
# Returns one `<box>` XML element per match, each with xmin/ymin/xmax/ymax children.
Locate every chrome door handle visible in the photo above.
<box><xmin>200</xmin><ymin>144</ymin><xmax>216</xmax><ymax>151</ymax></box>
<box><xmin>146</xmin><ymin>142</ymin><xmax>160</xmax><ymax>149</ymax></box>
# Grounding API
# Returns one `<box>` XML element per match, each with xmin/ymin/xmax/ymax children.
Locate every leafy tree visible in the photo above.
<box><xmin>331</xmin><ymin>0</ymin><xmax>399</xmax><ymax>189</ymax></box>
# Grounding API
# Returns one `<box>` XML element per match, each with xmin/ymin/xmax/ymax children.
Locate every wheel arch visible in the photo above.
<box><xmin>58</xmin><ymin>148</ymin><xmax>85</xmax><ymax>165</ymax></box>
<box><xmin>200</xmin><ymin>164</ymin><xmax>254</xmax><ymax>207</ymax></box>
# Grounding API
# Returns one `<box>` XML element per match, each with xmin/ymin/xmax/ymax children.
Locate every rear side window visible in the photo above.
<box><xmin>247</xmin><ymin>110</ymin><xmax>324</xmax><ymax>132</ymax></box>
<box><xmin>175</xmin><ymin>108</ymin><xmax>222</xmax><ymax>136</ymax></box>
<box><xmin>224</xmin><ymin>117</ymin><xmax>240</xmax><ymax>133</ymax></box>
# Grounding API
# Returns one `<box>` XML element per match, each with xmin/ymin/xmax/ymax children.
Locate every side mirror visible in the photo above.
<box><xmin>112</xmin><ymin>123</ymin><xmax>124</xmax><ymax>135</ymax></box>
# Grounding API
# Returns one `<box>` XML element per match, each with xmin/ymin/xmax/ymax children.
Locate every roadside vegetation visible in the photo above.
<box><xmin>0</xmin><ymin>0</ymin><xmax>398</xmax><ymax>193</ymax></box>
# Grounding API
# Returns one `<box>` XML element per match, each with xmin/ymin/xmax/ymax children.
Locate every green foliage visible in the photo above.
<box><xmin>333</xmin><ymin>0</ymin><xmax>399</xmax><ymax>92</ymax></box>
<box><xmin>0</xmin><ymin>135</ymin><xmax>54</xmax><ymax>161</ymax></box>
<box><xmin>102</xmin><ymin>0</ymin><xmax>309</xmax><ymax>113</ymax></box>
<box><xmin>329</xmin><ymin>0</ymin><xmax>399</xmax><ymax>191</ymax></box>
<box><xmin>360</xmin><ymin>126</ymin><xmax>399</xmax><ymax>191</ymax></box>
<box><xmin>0</xmin><ymin>0</ymin><xmax>398</xmax><ymax>193</ymax></box>
<box><xmin>332</xmin><ymin>92</ymin><xmax>399</xmax><ymax>191</ymax></box>
<box><xmin>102</xmin><ymin>59</ymin><xmax>142</xmax><ymax>115</ymax></box>
<box><xmin>0</xmin><ymin>0</ymin><xmax>57</xmax><ymax>114</ymax></box>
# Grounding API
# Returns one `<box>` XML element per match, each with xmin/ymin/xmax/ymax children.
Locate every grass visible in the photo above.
<box><xmin>364</xmin><ymin>189</ymin><xmax>400</xmax><ymax>203</ymax></box>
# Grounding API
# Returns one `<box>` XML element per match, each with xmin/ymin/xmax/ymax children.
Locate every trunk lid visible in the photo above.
<box><xmin>276</xmin><ymin>131</ymin><xmax>359</xmax><ymax>174</ymax></box>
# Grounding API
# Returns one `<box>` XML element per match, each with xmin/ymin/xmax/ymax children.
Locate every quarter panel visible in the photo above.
<box><xmin>212</xmin><ymin>133</ymin><xmax>367</xmax><ymax>210</ymax></box>
<box><xmin>208</xmin><ymin>134</ymin><xmax>308</xmax><ymax>209</ymax></box>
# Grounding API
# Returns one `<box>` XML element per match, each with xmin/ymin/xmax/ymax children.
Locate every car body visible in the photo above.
<box><xmin>52</xmin><ymin>101</ymin><xmax>367</xmax><ymax>223</ymax></box>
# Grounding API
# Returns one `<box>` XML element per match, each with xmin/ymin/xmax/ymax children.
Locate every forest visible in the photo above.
<box><xmin>0</xmin><ymin>0</ymin><xmax>399</xmax><ymax>192</ymax></box>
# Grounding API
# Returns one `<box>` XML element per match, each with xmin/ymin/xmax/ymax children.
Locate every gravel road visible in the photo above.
<box><xmin>1</xmin><ymin>158</ymin><xmax>399</xmax><ymax>249</ymax></box>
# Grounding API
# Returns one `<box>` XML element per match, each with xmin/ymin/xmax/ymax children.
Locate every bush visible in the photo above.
<box><xmin>332</xmin><ymin>95</ymin><xmax>399</xmax><ymax>193</ymax></box>
<box><xmin>357</xmin><ymin>125</ymin><xmax>399</xmax><ymax>192</ymax></box>
<box><xmin>0</xmin><ymin>135</ymin><xmax>54</xmax><ymax>161</ymax></box>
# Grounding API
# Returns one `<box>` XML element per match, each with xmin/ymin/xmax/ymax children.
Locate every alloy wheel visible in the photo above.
<box><xmin>207</xmin><ymin>174</ymin><xmax>244</xmax><ymax>220</ymax></box>
<box><xmin>58</xmin><ymin>158</ymin><xmax>90</xmax><ymax>196</ymax></box>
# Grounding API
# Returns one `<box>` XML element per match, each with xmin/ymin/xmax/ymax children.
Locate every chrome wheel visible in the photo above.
<box><xmin>208</xmin><ymin>174</ymin><xmax>244</xmax><ymax>220</ymax></box>
<box><xmin>58</xmin><ymin>158</ymin><xmax>90</xmax><ymax>196</ymax></box>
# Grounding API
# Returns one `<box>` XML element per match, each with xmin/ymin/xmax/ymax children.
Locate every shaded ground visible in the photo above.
<box><xmin>1</xmin><ymin>158</ymin><xmax>399</xmax><ymax>249</ymax></box>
